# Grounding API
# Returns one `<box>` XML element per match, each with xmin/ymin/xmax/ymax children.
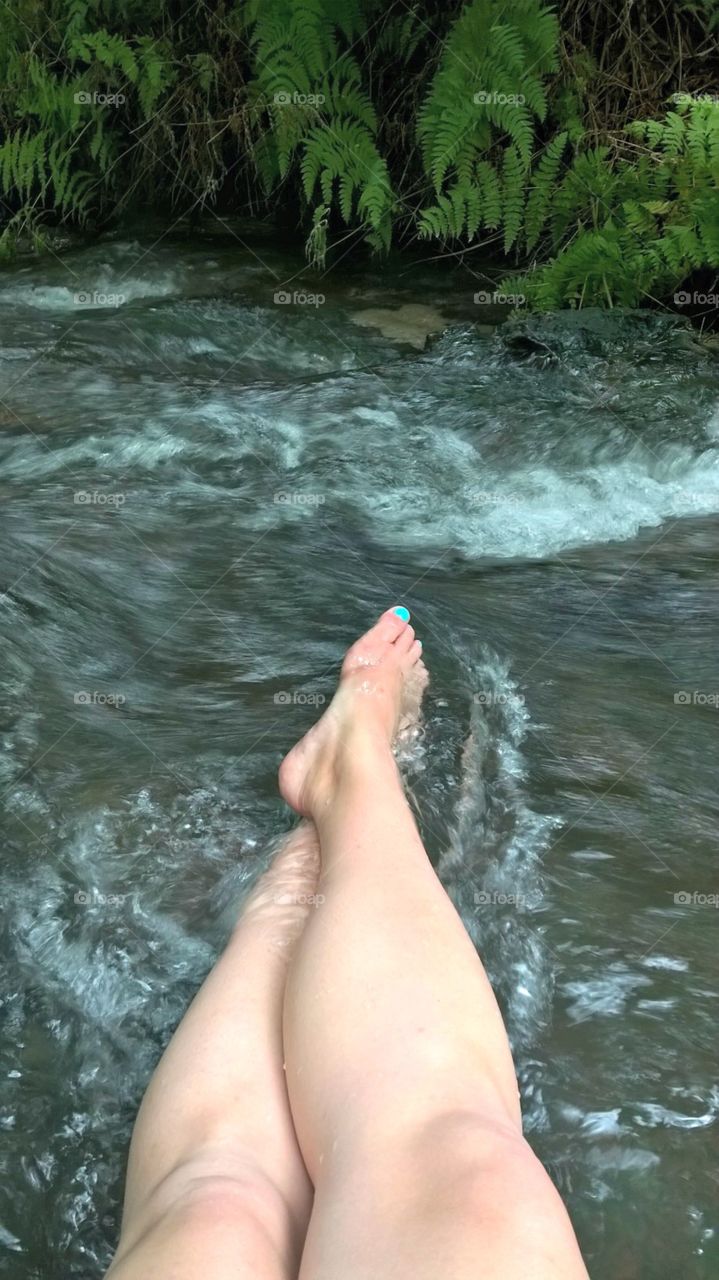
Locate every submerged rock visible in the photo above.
<box><xmin>350</xmin><ymin>302</ymin><xmax>447</xmax><ymax>348</ymax></box>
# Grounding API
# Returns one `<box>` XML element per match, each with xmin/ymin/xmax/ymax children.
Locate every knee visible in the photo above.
<box><xmin>407</xmin><ymin>1108</ymin><xmax>585</xmax><ymax>1270</ymax></box>
<box><xmin>114</xmin><ymin>1151</ymin><xmax>297</xmax><ymax>1265</ymax></box>
<box><xmin>411</xmin><ymin>1108</ymin><xmax>561</xmax><ymax>1220</ymax></box>
<box><xmin>156</xmin><ymin>1159</ymin><xmax>287</xmax><ymax>1226</ymax></box>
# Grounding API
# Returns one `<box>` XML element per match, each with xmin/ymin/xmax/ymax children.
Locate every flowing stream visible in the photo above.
<box><xmin>1</xmin><ymin>229</ymin><xmax>717</xmax><ymax>1278</ymax></box>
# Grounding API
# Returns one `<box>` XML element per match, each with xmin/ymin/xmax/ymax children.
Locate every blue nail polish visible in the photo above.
<box><xmin>393</xmin><ymin>606</ymin><xmax>410</xmax><ymax>621</ymax></box>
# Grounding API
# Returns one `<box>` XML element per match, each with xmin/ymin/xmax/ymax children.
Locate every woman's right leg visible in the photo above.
<box><xmin>279</xmin><ymin>607</ymin><xmax>589</xmax><ymax>1280</ymax></box>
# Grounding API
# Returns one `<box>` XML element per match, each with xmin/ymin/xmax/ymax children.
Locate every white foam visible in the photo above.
<box><xmin>360</xmin><ymin>447</ymin><xmax>719</xmax><ymax>560</ymax></box>
<box><xmin>0</xmin><ymin>275</ymin><xmax>178</xmax><ymax>310</ymax></box>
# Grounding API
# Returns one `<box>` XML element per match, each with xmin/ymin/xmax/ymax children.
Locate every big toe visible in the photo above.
<box><xmin>371</xmin><ymin>605</ymin><xmax>412</xmax><ymax>645</ymax></box>
<box><xmin>344</xmin><ymin>606</ymin><xmax>412</xmax><ymax>669</ymax></box>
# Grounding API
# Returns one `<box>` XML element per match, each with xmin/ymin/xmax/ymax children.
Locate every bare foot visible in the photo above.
<box><xmin>279</xmin><ymin>607</ymin><xmax>427</xmax><ymax>818</ymax></box>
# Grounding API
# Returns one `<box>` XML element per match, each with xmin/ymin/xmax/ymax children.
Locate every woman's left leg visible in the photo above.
<box><xmin>106</xmin><ymin>822</ymin><xmax>319</xmax><ymax>1280</ymax></box>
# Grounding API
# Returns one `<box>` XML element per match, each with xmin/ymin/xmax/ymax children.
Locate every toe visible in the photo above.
<box><xmin>343</xmin><ymin>607</ymin><xmax>413</xmax><ymax>675</ymax></box>
<box><xmin>406</xmin><ymin>639</ymin><xmax>423</xmax><ymax>666</ymax></box>
<box><xmin>368</xmin><ymin>605</ymin><xmax>411</xmax><ymax>646</ymax></box>
<box><xmin>395</xmin><ymin>624</ymin><xmax>416</xmax><ymax>654</ymax></box>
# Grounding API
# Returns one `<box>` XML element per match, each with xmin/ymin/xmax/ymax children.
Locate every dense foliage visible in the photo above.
<box><xmin>0</xmin><ymin>0</ymin><xmax>717</xmax><ymax>309</ymax></box>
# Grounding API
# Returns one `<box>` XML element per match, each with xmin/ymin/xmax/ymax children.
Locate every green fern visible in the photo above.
<box><xmin>501</xmin><ymin>144</ymin><xmax>525</xmax><ymax>250</ymax></box>
<box><xmin>477</xmin><ymin>159</ymin><xmax>502</xmax><ymax>228</ymax></box>
<box><xmin>524</xmin><ymin>131</ymin><xmax>569</xmax><ymax>249</ymax></box>
<box><xmin>418</xmin><ymin>133</ymin><xmax>566</xmax><ymax>251</ymax></box>
<box><xmin>417</xmin><ymin>0</ymin><xmax>559</xmax><ymax>185</ymax></box>
<box><xmin>506</xmin><ymin>96</ymin><xmax>719</xmax><ymax>306</ymax></box>
<box><xmin>416</xmin><ymin>0</ymin><xmax>559</xmax><ymax>246</ymax></box>
<box><xmin>136</xmin><ymin>37</ymin><xmax>174</xmax><ymax>116</ymax></box>
<box><xmin>301</xmin><ymin>118</ymin><xmax>392</xmax><ymax>230</ymax></box>
<box><xmin>375</xmin><ymin>10</ymin><xmax>426</xmax><ymax>62</ymax></box>
<box><xmin>69</xmin><ymin>30</ymin><xmax>139</xmax><ymax>83</ymax></box>
<box><xmin>305</xmin><ymin>201</ymin><xmax>329</xmax><ymax>268</ymax></box>
<box><xmin>0</xmin><ymin>0</ymin><xmax>717</xmax><ymax>318</ymax></box>
<box><xmin>244</xmin><ymin>0</ymin><xmax>395</xmax><ymax>260</ymax></box>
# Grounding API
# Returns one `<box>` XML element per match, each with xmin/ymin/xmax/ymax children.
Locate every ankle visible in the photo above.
<box><xmin>319</xmin><ymin>729</ymin><xmax>398</xmax><ymax>811</ymax></box>
<box><xmin>336</xmin><ymin>721</ymin><xmax>396</xmax><ymax>775</ymax></box>
<box><xmin>300</xmin><ymin>726</ymin><xmax>396</xmax><ymax>820</ymax></box>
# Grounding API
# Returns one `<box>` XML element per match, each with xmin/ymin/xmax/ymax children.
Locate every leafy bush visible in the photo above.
<box><xmin>505</xmin><ymin>96</ymin><xmax>719</xmax><ymax>306</ymax></box>
<box><xmin>0</xmin><ymin>0</ymin><xmax>717</xmax><ymax>309</ymax></box>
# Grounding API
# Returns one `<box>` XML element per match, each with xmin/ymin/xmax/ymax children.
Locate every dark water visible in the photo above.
<box><xmin>1</xmin><ymin>231</ymin><xmax>718</xmax><ymax>1278</ymax></box>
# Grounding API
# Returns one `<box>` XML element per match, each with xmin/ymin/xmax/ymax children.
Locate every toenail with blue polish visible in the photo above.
<box><xmin>393</xmin><ymin>606</ymin><xmax>410</xmax><ymax>621</ymax></box>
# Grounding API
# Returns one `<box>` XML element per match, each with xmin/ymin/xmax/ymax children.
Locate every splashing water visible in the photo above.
<box><xmin>1</xmin><ymin>231</ymin><xmax>718</xmax><ymax>1278</ymax></box>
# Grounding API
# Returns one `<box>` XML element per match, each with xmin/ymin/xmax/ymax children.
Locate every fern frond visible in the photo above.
<box><xmin>501</xmin><ymin>145</ymin><xmax>525</xmax><ymax>250</ymax></box>
<box><xmin>524</xmin><ymin>131</ymin><xmax>569</xmax><ymax>249</ymax></box>
<box><xmin>416</xmin><ymin>0</ymin><xmax>559</xmax><ymax>255</ymax></box>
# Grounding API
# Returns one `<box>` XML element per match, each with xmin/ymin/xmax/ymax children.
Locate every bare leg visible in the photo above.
<box><xmin>106</xmin><ymin>823</ymin><xmax>319</xmax><ymax>1280</ymax></box>
<box><xmin>279</xmin><ymin>607</ymin><xmax>588</xmax><ymax>1279</ymax></box>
